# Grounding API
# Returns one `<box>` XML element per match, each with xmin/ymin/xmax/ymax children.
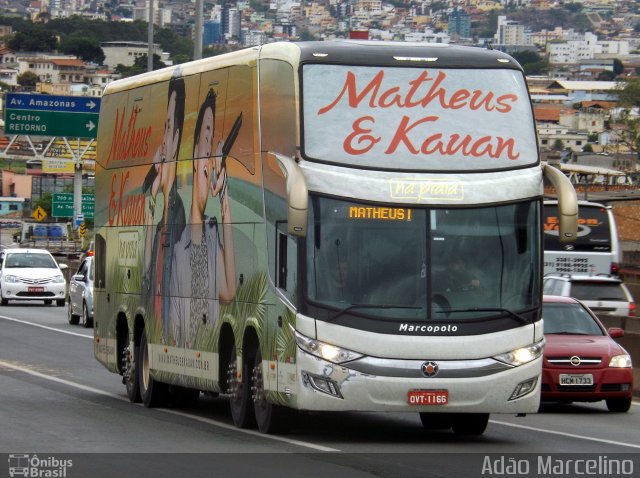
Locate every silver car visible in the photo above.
<box><xmin>543</xmin><ymin>273</ymin><xmax>636</xmax><ymax>318</ymax></box>
<box><xmin>68</xmin><ymin>256</ymin><xmax>94</xmax><ymax>327</ymax></box>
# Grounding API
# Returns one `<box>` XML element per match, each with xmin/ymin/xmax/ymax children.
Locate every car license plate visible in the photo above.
<box><xmin>28</xmin><ymin>287</ymin><xmax>44</xmax><ymax>293</ymax></box>
<box><xmin>408</xmin><ymin>390</ymin><xmax>448</xmax><ymax>405</ymax></box>
<box><xmin>559</xmin><ymin>374</ymin><xmax>594</xmax><ymax>386</ymax></box>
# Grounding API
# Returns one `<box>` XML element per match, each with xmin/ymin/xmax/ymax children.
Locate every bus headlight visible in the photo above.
<box><xmin>609</xmin><ymin>354</ymin><xmax>632</xmax><ymax>368</ymax></box>
<box><xmin>494</xmin><ymin>339</ymin><xmax>545</xmax><ymax>366</ymax></box>
<box><xmin>294</xmin><ymin>329</ymin><xmax>363</xmax><ymax>364</ymax></box>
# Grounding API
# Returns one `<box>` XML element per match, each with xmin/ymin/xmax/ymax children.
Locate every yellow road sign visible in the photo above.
<box><xmin>79</xmin><ymin>223</ymin><xmax>86</xmax><ymax>237</ymax></box>
<box><xmin>32</xmin><ymin>206</ymin><xmax>47</xmax><ymax>221</ymax></box>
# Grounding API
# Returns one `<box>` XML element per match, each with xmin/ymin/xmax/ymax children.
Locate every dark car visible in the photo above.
<box><xmin>541</xmin><ymin>295</ymin><xmax>633</xmax><ymax>412</ymax></box>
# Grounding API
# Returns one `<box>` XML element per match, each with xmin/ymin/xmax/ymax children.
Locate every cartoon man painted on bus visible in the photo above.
<box><xmin>143</xmin><ymin>73</ymin><xmax>186</xmax><ymax>333</ymax></box>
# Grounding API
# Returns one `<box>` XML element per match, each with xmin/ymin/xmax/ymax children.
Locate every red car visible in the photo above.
<box><xmin>541</xmin><ymin>295</ymin><xmax>633</xmax><ymax>413</ymax></box>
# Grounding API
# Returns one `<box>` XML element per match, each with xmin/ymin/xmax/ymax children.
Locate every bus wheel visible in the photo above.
<box><xmin>451</xmin><ymin>413</ymin><xmax>489</xmax><ymax>436</ymax></box>
<box><xmin>138</xmin><ymin>327</ymin><xmax>167</xmax><ymax>408</ymax></box>
<box><xmin>419</xmin><ymin>413</ymin><xmax>453</xmax><ymax>430</ymax></box>
<box><xmin>121</xmin><ymin>342</ymin><xmax>140</xmax><ymax>403</ymax></box>
<box><xmin>252</xmin><ymin>348</ymin><xmax>291</xmax><ymax>434</ymax></box>
<box><xmin>227</xmin><ymin>345</ymin><xmax>256</xmax><ymax>428</ymax></box>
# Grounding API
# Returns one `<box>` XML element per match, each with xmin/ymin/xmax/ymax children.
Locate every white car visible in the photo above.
<box><xmin>0</xmin><ymin>248</ymin><xmax>68</xmax><ymax>306</ymax></box>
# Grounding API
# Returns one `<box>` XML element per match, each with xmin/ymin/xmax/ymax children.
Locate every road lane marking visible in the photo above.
<box><xmin>490</xmin><ymin>419</ymin><xmax>640</xmax><ymax>449</ymax></box>
<box><xmin>0</xmin><ymin>359</ymin><xmax>123</xmax><ymax>400</ymax></box>
<box><xmin>160</xmin><ymin>408</ymin><xmax>340</xmax><ymax>452</ymax></box>
<box><xmin>0</xmin><ymin>315</ymin><xmax>92</xmax><ymax>338</ymax></box>
<box><xmin>0</xmin><ymin>359</ymin><xmax>340</xmax><ymax>452</ymax></box>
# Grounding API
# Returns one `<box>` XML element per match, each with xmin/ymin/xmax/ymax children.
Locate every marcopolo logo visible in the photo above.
<box><xmin>8</xmin><ymin>454</ymin><xmax>73</xmax><ymax>477</ymax></box>
<box><xmin>398</xmin><ymin>323</ymin><xmax>458</xmax><ymax>334</ymax></box>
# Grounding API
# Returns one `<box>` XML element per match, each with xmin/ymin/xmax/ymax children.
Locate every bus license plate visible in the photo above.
<box><xmin>28</xmin><ymin>287</ymin><xmax>44</xmax><ymax>293</ymax></box>
<box><xmin>408</xmin><ymin>390</ymin><xmax>448</xmax><ymax>406</ymax></box>
<box><xmin>559</xmin><ymin>374</ymin><xmax>594</xmax><ymax>386</ymax></box>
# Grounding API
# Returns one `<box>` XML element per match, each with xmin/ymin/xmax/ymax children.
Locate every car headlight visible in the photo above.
<box><xmin>51</xmin><ymin>276</ymin><xmax>65</xmax><ymax>284</ymax></box>
<box><xmin>609</xmin><ymin>354</ymin><xmax>632</xmax><ymax>368</ymax></box>
<box><xmin>494</xmin><ymin>339</ymin><xmax>545</xmax><ymax>366</ymax></box>
<box><xmin>294</xmin><ymin>329</ymin><xmax>363</xmax><ymax>364</ymax></box>
<box><xmin>3</xmin><ymin>275</ymin><xmax>19</xmax><ymax>283</ymax></box>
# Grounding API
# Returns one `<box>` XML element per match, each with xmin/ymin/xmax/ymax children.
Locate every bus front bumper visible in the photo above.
<box><xmin>292</xmin><ymin>348</ymin><xmax>542</xmax><ymax>414</ymax></box>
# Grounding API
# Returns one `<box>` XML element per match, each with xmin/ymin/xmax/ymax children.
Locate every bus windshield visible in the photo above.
<box><xmin>306</xmin><ymin>196</ymin><xmax>540</xmax><ymax>322</ymax></box>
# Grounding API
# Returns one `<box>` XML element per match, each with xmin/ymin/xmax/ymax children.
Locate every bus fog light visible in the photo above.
<box><xmin>302</xmin><ymin>371</ymin><xmax>343</xmax><ymax>398</ymax></box>
<box><xmin>509</xmin><ymin>377</ymin><xmax>537</xmax><ymax>400</ymax></box>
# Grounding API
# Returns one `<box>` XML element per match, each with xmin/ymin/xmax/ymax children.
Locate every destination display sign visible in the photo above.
<box><xmin>302</xmin><ymin>65</ymin><xmax>538</xmax><ymax>171</ymax></box>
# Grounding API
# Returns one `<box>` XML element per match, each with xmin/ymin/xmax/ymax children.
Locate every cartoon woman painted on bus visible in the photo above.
<box><xmin>170</xmin><ymin>89</ymin><xmax>241</xmax><ymax>347</ymax></box>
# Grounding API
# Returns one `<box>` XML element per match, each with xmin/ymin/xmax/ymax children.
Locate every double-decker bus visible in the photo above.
<box><xmin>94</xmin><ymin>41</ymin><xmax>578</xmax><ymax>435</ymax></box>
<box><xmin>543</xmin><ymin>200</ymin><xmax>619</xmax><ymax>276</ymax></box>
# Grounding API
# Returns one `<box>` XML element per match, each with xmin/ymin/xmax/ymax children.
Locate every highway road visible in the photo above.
<box><xmin>1</xmin><ymin>303</ymin><xmax>639</xmax><ymax>478</ymax></box>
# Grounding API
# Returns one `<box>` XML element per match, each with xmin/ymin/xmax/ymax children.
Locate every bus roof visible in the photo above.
<box><xmin>291</xmin><ymin>40</ymin><xmax>523</xmax><ymax>70</ymax></box>
<box><xmin>103</xmin><ymin>41</ymin><xmax>523</xmax><ymax>96</ymax></box>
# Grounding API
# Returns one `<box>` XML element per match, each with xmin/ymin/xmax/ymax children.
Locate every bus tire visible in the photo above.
<box><xmin>451</xmin><ymin>413</ymin><xmax>489</xmax><ymax>436</ymax></box>
<box><xmin>252</xmin><ymin>348</ymin><xmax>291</xmax><ymax>434</ymax></box>
<box><xmin>419</xmin><ymin>413</ymin><xmax>453</xmax><ymax>430</ymax></box>
<box><xmin>228</xmin><ymin>345</ymin><xmax>256</xmax><ymax>428</ymax></box>
<box><xmin>138</xmin><ymin>327</ymin><xmax>167</xmax><ymax>408</ymax></box>
<box><xmin>122</xmin><ymin>340</ymin><xmax>141</xmax><ymax>403</ymax></box>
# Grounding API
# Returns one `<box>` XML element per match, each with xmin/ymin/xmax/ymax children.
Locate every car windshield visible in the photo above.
<box><xmin>571</xmin><ymin>282</ymin><xmax>627</xmax><ymax>301</ymax></box>
<box><xmin>5</xmin><ymin>253</ymin><xmax>57</xmax><ymax>269</ymax></box>
<box><xmin>306</xmin><ymin>196</ymin><xmax>540</xmax><ymax>321</ymax></box>
<box><xmin>543</xmin><ymin>302</ymin><xmax>604</xmax><ymax>335</ymax></box>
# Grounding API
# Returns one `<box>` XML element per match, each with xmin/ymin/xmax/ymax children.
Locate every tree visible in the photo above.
<box><xmin>597</xmin><ymin>70</ymin><xmax>616</xmax><ymax>81</ymax></box>
<box><xmin>613</xmin><ymin>58</ymin><xmax>624</xmax><ymax>76</ymax></box>
<box><xmin>611</xmin><ymin>79</ymin><xmax>640</xmax><ymax>164</ymax></box>
<box><xmin>582</xmin><ymin>143</ymin><xmax>594</xmax><ymax>152</ymax></box>
<box><xmin>17</xmin><ymin>71</ymin><xmax>38</xmax><ymax>88</ymax></box>
<box><xmin>512</xmin><ymin>50</ymin><xmax>550</xmax><ymax>75</ymax></box>
<box><xmin>552</xmin><ymin>139</ymin><xmax>564</xmax><ymax>151</ymax></box>
<box><xmin>59</xmin><ymin>37</ymin><xmax>105</xmax><ymax>64</ymax></box>
<box><xmin>115</xmin><ymin>54</ymin><xmax>166</xmax><ymax>78</ymax></box>
<box><xmin>33</xmin><ymin>192</ymin><xmax>52</xmax><ymax>217</ymax></box>
<box><xmin>8</xmin><ymin>28</ymin><xmax>57</xmax><ymax>51</ymax></box>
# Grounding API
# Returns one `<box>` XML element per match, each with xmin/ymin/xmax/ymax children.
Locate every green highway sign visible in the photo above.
<box><xmin>52</xmin><ymin>193</ymin><xmax>94</xmax><ymax>218</ymax></box>
<box><xmin>5</xmin><ymin>110</ymin><xmax>98</xmax><ymax>138</ymax></box>
<box><xmin>4</xmin><ymin>93</ymin><xmax>100</xmax><ymax>139</ymax></box>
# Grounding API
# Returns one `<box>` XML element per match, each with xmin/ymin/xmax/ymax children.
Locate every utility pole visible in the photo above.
<box><xmin>194</xmin><ymin>0</ymin><xmax>203</xmax><ymax>60</ymax></box>
<box><xmin>148</xmin><ymin>0</ymin><xmax>155</xmax><ymax>72</ymax></box>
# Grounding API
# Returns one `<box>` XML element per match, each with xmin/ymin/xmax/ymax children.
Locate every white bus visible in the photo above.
<box><xmin>94</xmin><ymin>41</ymin><xmax>578</xmax><ymax>436</ymax></box>
<box><xmin>543</xmin><ymin>200</ymin><xmax>619</xmax><ymax>276</ymax></box>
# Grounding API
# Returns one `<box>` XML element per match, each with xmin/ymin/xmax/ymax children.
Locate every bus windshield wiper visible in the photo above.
<box><xmin>444</xmin><ymin>307</ymin><xmax>532</xmax><ymax>324</ymax></box>
<box><xmin>329</xmin><ymin>303</ymin><xmax>421</xmax><ymax>322</ymax></box>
